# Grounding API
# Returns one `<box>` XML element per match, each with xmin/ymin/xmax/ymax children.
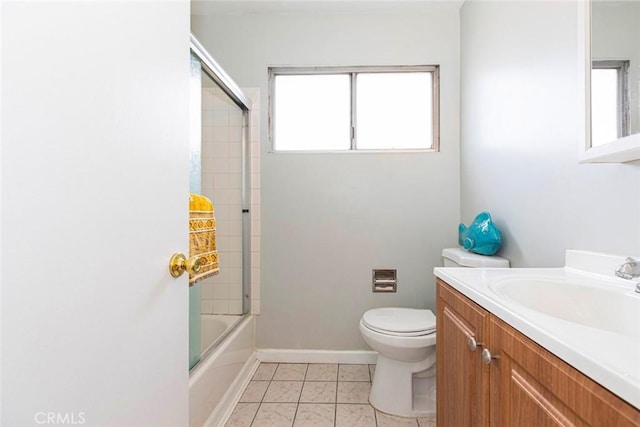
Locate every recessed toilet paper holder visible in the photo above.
<box><xmin>372</xmin><ymin>269</ymin><xmax>397</xmax><ymax>292</ymax></box>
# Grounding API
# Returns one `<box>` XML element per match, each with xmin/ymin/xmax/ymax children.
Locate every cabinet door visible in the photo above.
<box><xmin>489</xmin><ymin>316</ymin><xmax>640</xmax><ymax>427</ymax></box>
<box><xmin>437</xmin><ymin>279</ymin><xmax>491</xmax><ymax>427</ymax></box>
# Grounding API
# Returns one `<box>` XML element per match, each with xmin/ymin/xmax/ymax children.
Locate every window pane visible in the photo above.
<box><xmin>591</xmin><ymin>68</ymin><xmax>618</xmax><ymax>147</ymax></box>
<box><xmin>274</xmin><ymin>74</ymin><xmax>351</xmax><ymax>150</ymax></box>
<box><xmin>356</xmin><ymin>72</ymin><xmax>432</xmax><ymax>149</ymax></box>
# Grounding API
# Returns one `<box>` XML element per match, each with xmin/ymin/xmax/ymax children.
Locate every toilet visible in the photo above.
<box><xmin>359</xmin><ymin>248</ymin><xmax>509</xmax><ymax>418</ymax></box>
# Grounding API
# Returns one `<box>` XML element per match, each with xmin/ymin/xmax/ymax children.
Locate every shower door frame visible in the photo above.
<box><xmin>190</xmin><ymin>35</ymin><xmax>251</xmax><ymax>367</ymax></box>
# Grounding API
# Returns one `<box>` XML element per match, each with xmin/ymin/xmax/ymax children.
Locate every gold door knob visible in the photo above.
<box><xmin>169</xmin><ymin>253</ymin><xmax>203</xmax><ymax>278</ymax></box>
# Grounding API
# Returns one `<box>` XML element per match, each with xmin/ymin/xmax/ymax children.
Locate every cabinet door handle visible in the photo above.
<box><xmin>481</xmin><ymin>348</ymin><xmax>499</xmax><ymax>364</ymax></box>
<box><xmin>468</xmin><ymin>337</ymin><xmax>483</xmax><ymax>352</ymax></box>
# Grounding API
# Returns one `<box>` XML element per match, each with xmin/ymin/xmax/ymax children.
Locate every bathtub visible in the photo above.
<box><xmin>189</xmin><ymin>315</ymin><xmax>256</xmax><ymax>427</ymax></box>
<box><xmin>200</xmin><ymin>314</ymin><xmax>242</xmax><ymax>354</ymax></box>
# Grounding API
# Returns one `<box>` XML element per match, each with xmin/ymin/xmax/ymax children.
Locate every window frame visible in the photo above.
<box><xmin>268</xmin><ymin>65</ymin><xmax>440</xmax><ymax>153</ymax></box>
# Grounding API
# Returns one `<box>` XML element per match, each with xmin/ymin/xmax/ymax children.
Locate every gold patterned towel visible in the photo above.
<box><xmin>189</xmin><ymin>194</ymin><xmax>219</xmax><ymax>286</ymax></box>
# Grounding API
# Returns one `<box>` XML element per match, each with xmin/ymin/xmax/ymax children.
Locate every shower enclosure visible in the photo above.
<box><xmin>189</xmin><ymin>36</ymin><xmax>251</xmax><ymax>371</ymax></box>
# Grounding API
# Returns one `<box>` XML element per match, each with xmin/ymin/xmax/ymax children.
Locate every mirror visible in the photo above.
<box><xmin>579</xmin><ymin>0</ymin><xmax>640</xmax><ymax>163</ymax></box>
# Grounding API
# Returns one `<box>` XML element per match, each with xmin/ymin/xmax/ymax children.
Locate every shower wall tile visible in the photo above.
<box><xmin>251</xmin><ymin>189</ymin><xmax>261</xmax><ymax>205</ymax></box>
<box><xmin>199</xmin><ymin>87</ymin><xmax>261</xmax><ymax>316</ymax></box>
<box><xmin>202</xmin><ymin>90</ymin><xmax>214</xmax><ymax>110</ymax></box>
<box><xmin>201</xmin><ymin>111</ymin><xmax>214</xmax><ymax>127</ymax></box>
<box><xmin>229</xmin><ymin>267</ymin><xmax>242</xmax><ymax>284</ymax></box>
<box><xmin>201</xmin><ymin>282</ymin><xmax>214</xmax><ymax>300</ymax></box>
<box><xmin>213</xmin><ymin>283</ymin><xmax>229</xmax><ymax>300</ymax></box>
<box><xmin>201</xmin><ymin>299</ymin><xmax>213</xmax><ymax>314</ymax></box>
<box><xmin>228</xmin><ymin>300</ymin><xmax>243</xmax><ymax>315</ymax></box>
<box><xmin>202</xmin><ymin>126</ymin><xmax>214</xmax><ymax>144</ymax></box>
<box><xmin>251</xmin><ymin>236</ymin><xmax>260</xmax><ymax>255</ymax></box>
<box><xmin>230</xmin><ymin>220</ymin><xmax>242</xmax><ymax>237</ymax></box>
<box><xmin>228</xmin><ymin>283</ymin><xmax>243</xmax><ymax>302</ymax></box>
<box><xmin>228</xmin><ymin>253</ymin><xmax>242</xmax><ymax>268</ymax></box>
<box><xmin>229</xmin><ymin>110</ymin><xmax>243</xmax><ymax>126</ymax></box>
<box><xmin>251</xmin><ymin>283</ymin><xmax>260</xmax><ymax>301</ymax></box>
<box><xmin>230</xmin><ymin>173</ymin><xmax>242</xmax><ymax>189</ymax></box>
<box><xmin>229</xmin><ymin>236</ymin><xmax>242</xmax><ymax>252</ymax></box>
<box><xmin>251</xmin><ymin>252</ymin><xmax>260</xmax><ymax>269</ymax></box>
<box><xmin>250</xmin><ymin>203</ymin><xmax>261</xmax><ymax>220</ymax></box>
<box><xmin>213</xmin><ymin>299</ymin><xmax>229</xmax><ymax>313</ymax></box>
<box><xmin>248</xmin><ymin>90</ymin><xmax>261</xmax><ymax>315</ymax></box>
<box><xmin>251</xmin><ymin>220</ymin><xmax>261</xmax><ymax>236</ymax></box>
<box><xmin>229</xmin><ymin>158</ymin><xmax>242</xmax><ymax>174</ymax></box>
<box><xmin>212</xmin><ymin>158</ymin><xmax>230</xmax><ymax>173</ymax></box>
<box><xmin>212</xmin><ymin>126</ymin><xmax>229</xmax><ymax>142</ymax></box>
<box><xmin>251</xmin><ymin>299</ymin><xmax>261</xmax><ymax>314</ymax></box>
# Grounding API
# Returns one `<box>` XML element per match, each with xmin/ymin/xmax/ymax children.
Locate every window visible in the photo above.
<box><xmin>269</xmin><ymin>66</ymin><xmax>439</xmax><ymax>152</ymax></box>
<box><xmin>591</xmin><ymin>60</ymin><xmax>630</xmax><ymax>147</ymax></box>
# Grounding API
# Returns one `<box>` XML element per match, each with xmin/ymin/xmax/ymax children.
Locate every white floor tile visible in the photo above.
<box><xmin>338</xmin><ymin>364</ymin><xmax>370</xmax><ymax>382</ymax></box>
<box><xmin>239</xmin><ymin>381</ymin><xmax>269</xmax><ymax>403</ymax></box>
<box><xmin>337</xmin><ymin>382</ymin><xmax>371</xmax><ymax>404</ymax></box>
<box><xmin>263</xmin><ymin>381</ymin><xmax>303</xmax><ymax>403</ymax></box>
<box><xmin>335</xmin><ymin>404</ymin><xmax>376</xmax><ymax>427</ymax></box>
<box><xmin>306</xmin><ymin>364</ymin><xmax>338</xmax><ymax>381</ymax></box>
<box><xmin>300</xmin><ymin>381</ymin><xmax>337</xmax><ymax>403</ymax></box>
<box><xmin>293</xmin><ymin>403</ymin><xmax>335</xmax><ymax>427</ymax></box>
<box><xmin>273</xmin><ymin>363</ymin><xmax>308</xmax><ymax>381</ymax></box>
<box><xmin>252</xmin><ymin>363</ymin><xmax>278</xmax><ymax>381</ymax></box>
<box><xmin>252</xmin><ymin>403</ymin><xmax>297</xmax><ymax>427</ymax></box>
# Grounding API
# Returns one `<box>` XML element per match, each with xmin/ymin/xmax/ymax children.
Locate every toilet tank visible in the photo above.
<box><xmin>442</xmin><ymin>247</ymin><xmax>510</xmax><ymax>268</ymax></box>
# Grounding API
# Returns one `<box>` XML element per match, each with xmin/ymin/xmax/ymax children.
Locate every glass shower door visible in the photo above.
<box><xmin>189</xmin><ymin>52</ymin><xmax>202</xmax><ymax>370</ymax></box>
<box><xmin>189</xmin><ymin>41</ymin><xmax>251</xmax><ymax>371</ymax></box>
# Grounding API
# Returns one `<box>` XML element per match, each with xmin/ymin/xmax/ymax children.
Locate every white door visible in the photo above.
<box><xmin>1</xmin><ymin>2</ymin><xmax>190</xmax><ymax>426</ymax></box>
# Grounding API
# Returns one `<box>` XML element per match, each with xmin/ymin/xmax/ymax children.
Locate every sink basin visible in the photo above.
<box><xmin>489</xmin><ymin>277</ymin><xmax>640</xmax><ymax>338</ymax></box>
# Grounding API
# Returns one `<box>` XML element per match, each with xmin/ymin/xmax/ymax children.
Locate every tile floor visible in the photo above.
<box><xmin>225</xmin><ymin>363</ymin><xmax>436</xmax><ymax>427</ymax></box>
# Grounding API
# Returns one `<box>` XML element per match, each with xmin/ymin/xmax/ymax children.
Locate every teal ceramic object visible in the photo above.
<box><xmin>458</xmin><ymin>212</ymin><xmax>503</xmax><ymax>256</ymax></box>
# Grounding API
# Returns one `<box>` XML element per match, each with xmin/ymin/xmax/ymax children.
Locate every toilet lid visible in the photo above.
<box><xmin>362</xmin><ymin>308</ymin><xmax>436</xmax><ymax>337</ymax></box>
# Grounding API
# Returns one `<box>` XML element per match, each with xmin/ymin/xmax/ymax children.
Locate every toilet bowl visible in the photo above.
<box><xmin>359</xmin><ymin>248</ymin><xmax>509</xmax><ymax>418</ymax></box>
<box><xmin>359</xmin><ymin>307</ymin><xmax>437</xmax><ymax>418</ymax></box>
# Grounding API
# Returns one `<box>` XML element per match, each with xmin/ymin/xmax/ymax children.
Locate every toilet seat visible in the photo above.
<box><xmin>362</xmin><ymin>308</ymin><xmax>436</xmax><ymax>337</ymax></box>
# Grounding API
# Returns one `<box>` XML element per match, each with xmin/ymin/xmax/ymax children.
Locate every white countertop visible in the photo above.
<box><xmin>434</xmin><ymin>250</ymin><xmax>640</xmax><ymax>410</ymax></box>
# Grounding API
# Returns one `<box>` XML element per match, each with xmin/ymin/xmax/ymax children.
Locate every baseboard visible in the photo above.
<box><xmin>256</xmin><ymin>349</ymin><xmax>378</xmax><ymax>365</ymax></box>
<box><xmin>203</xmin><ymin>352</ymin><xmax>260</xmax><ymax>427</ymax></box>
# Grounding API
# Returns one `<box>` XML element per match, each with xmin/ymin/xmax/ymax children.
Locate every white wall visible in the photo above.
<box><xmin>460</xmin><ymin>0</ymin><xmax>640</xmax><ymax>268</ymax></box>
<box><xmin>192</xmin><ymin>3</ymin><xmax>460</xmax><ymax>350</ymax></box>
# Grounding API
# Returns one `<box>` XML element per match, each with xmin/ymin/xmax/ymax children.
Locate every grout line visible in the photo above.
<box><xmin>248</xmin><ymin>402</ymin><xmax>261</xmax><ymax>427</ymax></box>
<box><xmin>296</xmin><ymin>369</ymin><xmax>315</xmax><ymax>425</ymax></box>
<box><xmin>291</xmin><ymin>395</ymin><xmax>300</xmax><ymax>427</ymax></box>
<box><xmin>266</xmin><ymin>362</ymin><xmax>278</xmax><ymax>381</ymax></box>
<box><xmin>373</xmin><ymin>402</ymin><xmax>378</xmax><ymax>427</ymax></box>
<box><xmin>334</xmin><ymin>376</ymin><xmax>339</xmax><ymax>427</ymax></box>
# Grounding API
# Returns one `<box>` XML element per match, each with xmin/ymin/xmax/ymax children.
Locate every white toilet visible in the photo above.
<box><xmin>359</xmin><ymin>248</ymin><xmax>509</xmax><ymax>418</ymax></box>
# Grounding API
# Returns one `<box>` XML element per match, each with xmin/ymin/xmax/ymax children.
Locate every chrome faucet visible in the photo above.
<box><xmin>615</xmin><ymin>257</ymin><xmax>640</xmax><ymax>293</ymax></box>
<box><xmin>615</xmin><ymin>257</ymin><xmax>640</xmax><ymax>279</ymax></box>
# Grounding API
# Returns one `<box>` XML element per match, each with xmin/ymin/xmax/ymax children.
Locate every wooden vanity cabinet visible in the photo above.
<box><xmin>436</xmin><ymin>279</ymin><xmax>490</xmax><ymax>426</ymax></box>
<box><xmin>436</xmin><ymin>278</ymin><xmax>640</xmax><ymax>427</ymax></box>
